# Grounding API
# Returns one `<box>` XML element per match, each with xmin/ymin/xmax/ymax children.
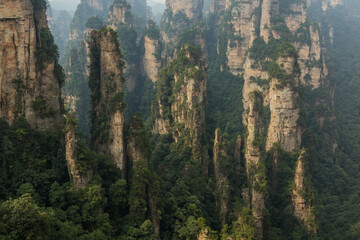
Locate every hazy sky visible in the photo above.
<box><xmin>49</xmin><ymin>0</ymin><xmax>166</xmax><ymax>11</ymax></box>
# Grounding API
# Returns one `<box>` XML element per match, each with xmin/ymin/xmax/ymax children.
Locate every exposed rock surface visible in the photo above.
<box><xmin>166</xmin><ymin>0</ymin><xmax>204</xmax><ymax>20</ymax></box>
<box><xmin>244</xmin><ymin>91</ymin><xmax>265</xmax><ymax>240</ymax></box>
<box><xmin>107</xmin><ymin>0</ymin><xmax>138</xmax><ymax>92</ymax></box>
<box><xmin>213</xmin><ymin>129</ymin><xmax>230</xmax><ymax>226</ymax></box>
<box><xmin>153</xmin><ymin>46</ymin><xmax>206</xmax><ymax>161</ymax></box>
<box><xmin>65</xmin><ymin>117</ymin><xmax>92</xmax><ymax>188</ymax></box>
<box><xmin>225</xmin><ymin>0</ymin><xmax>261</xmax><ymax>75</ymax></box>
<box><xmin>0</xmin><ymin>0</ymin><xmax>62</xmax><ymax>130</ymax></box>
<box><xmin>292</xmin><ymin>150</ymin><xmax>316</xmax><ymax>233</ymax></box>
<box><xmin>260</xmin><ymin>0</ymin><xmax>279</xmax><ymax>43</ymax></box>
<box><xmin>108</xmin><ymin>0</ymin><xmax>132</xmax><ymax>30</ymax></box>
<box><xmin>143</xmin><ymin>22</ymin><xmax>161</xmax><ymax>83</ymax></box>
<box><xmin>266</xmin><ymin>57</ymin><xmax>302</xmax><ymax>152</ymax></box>
<box><xmin>89</xmin><ymin>28</ymin><xmax>126</xmax><ymax>175</ymax></box>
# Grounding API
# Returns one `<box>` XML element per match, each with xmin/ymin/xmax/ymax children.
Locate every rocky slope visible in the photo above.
<box><xmin>89</xmin><ymin>28</ymin><xmax>126</xmax><ymax>175</ymax></box>
<box><xmin>0</xmin><ymin>0</ymin><xmax>62</xmax><ymax>131</ymax></box>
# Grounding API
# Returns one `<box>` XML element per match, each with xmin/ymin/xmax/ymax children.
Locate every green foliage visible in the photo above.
<box><xmin>35</xmin><ymin>27</ymin><xmax>65</xmax><ymax>87</ymax></box>
<box><xmin>0</xmin><ymin>194</ymin><xmax>55</xmax><ymax>239</ymax></box>
<box><xmin>86</xmin><ymin>16</ymin><xmax>104</xmax><ymax>30</ymax></box>
<box><xmin>63</xmin><ymin>45</ymin><xmax>91</xmax><ymax>137</ymax></box>
<box><xmin>145</xmin><ymin>20</ymin><xmax>160</xmax><ymax>40</ymax></box>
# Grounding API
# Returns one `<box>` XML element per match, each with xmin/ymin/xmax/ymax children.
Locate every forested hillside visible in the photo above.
<box><xmin>1</xmin><ymin>0</ymin><xmax>360</xmax><ymax>239</ymax></box>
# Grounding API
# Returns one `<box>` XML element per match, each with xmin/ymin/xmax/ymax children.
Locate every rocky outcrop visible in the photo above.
<box><xmin>108</xmin><ymin>0</ymin><xmax>139</xmax><ymax>92</ymax></box>
<box><xmin>244</xmin><ymin>91</ymin><xmax>265</xmax><ymax>239</ymax></box>
<box><xmin>0</xmin><ymin>0</ymin><xmax>62</xmax><ymax>131</ymax></box>
<box><xmin>292</xmin><ymin>150</ymin><xmax>316</xmax><ymax>233</ymax></box>
<box><xmin>266</xmin><ymin>57</ymin><xmax>302</xmax><ymax>152</ymax></box>
<box><xmin>143</xmin><ymin>35</ymin><xmax>161</xmax><ymax>83</ymax></box>
<box><xmin>224</xmin><ymin>0</ymin><xmax>261</xmax><ymax>75</ymax></box>
<box><xmin>153</xmin><ymin>46</ymin><xmax>206</xmax><ymax>161</ymax></box>
<box><xmin>161</xmin><ymin>0</ymin><xmax>205</xmax><ymax>59</ymax></box>
<box><xmin>143</xmin><ymin>22</ymin><xmax>161</xmax><ymax>83</ymax></box>
<box><xmin>108</xmin><ymin>0</ymin><xmax>132</xmax><ymax>30</ymax></box>
<box><xmin>213</xmin><ymin>129</ymin><xmax>230</xmax><ymax>226</ymax></box>
<box><xmin>166</xmin><ymin>0</ymin><xmax>204</xmax><ymax>20</ymax></box>
<box><xmin>65</xmin><ymin>117</ymin><xmax>92</xmax><ymax>188</ymax></box>
<box><xmin>89</xmin><ymin>28</ymin><xmax>126</xmax><ymax>175</ymax></box>
<box><xmin>260</xmin><ymin>0</ymin><xmax>279</xmax><ymax>43</ymax></box>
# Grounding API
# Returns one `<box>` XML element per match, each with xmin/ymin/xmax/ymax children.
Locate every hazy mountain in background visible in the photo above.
<box><xmin>147</xmin><ymin>0</ymin><xmax>165</xmax><ymax>24</ymax></box>
<box><xmin>49</xmin><ymin>0</ymin><xmax>80</xmax><ymax>12</ymax></box>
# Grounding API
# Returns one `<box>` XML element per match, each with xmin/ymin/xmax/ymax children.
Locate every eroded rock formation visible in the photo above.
<box><xmin>89</xmin><ymin>28</ymin><xmax>126</xmax><ymax>175</ymax></box>
<box><xmin>244</xmin><ymin>90</ymin><xmax>265</xmax><ymax>239</ymax></box>
<box><xmin>166</xmin><ymin>0</ymin><xmax>204</xmax><ymax>20</ymax></box>
<box><xmin>0</xmin><ymin>0</ymin><xmax>62</xmax><ymax>131</ymax></box>
<box><xmin>213</xmin><ymin>129</ymin><xmax>230</xmax><ymax>226</ymax></box>
<box><xmin>65</xmin><ymin>117</ymin><xmax>92</xmax><ymax>188</ymax></box>
<box><xmin>143</xmin><ymin>22</ymin><xmax>161</xmax><ymax>83</ymax></box>
<box><xmin>153</xmin><ymin>46</ymin><xmax>206</xmax><ymax>161</ymax></box>
<box><xmin>108</xmin><ymin>0</ymin><xmax>132</xmax><ymax>30</ymax></box>
<box><xmin>292</xmin><ymin>150</ymin><xmax>316</xmax><ymax>233</ymax></box>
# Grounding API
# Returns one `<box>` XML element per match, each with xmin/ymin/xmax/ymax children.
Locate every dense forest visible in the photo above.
<box><xmin>1</xmin><ymin>0</ymin><xmax>360</xmax><ymax>239</ymax></box>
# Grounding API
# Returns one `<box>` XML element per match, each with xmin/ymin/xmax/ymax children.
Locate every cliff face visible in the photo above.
<box><xmin>292</xmin><ymin>150</ymin><xmax>316</xmax><ymax>233</ymax></box>
<box><xmin>65</xmin><ymin>117</ymin><xmax>92</xmax><ymax>188</ymax></box>
<box><xmin>166</xmin><ymin>0</ymin><xmax>204</xmax><ymax>20</ymax></box>
<box><xmin>143</xmin><ymin>35</ymin><xmax>161</xmax><ymax>83</ymax></box>
<box><xmin>266</xmin><ymin>56</ymin><xmax>302</xmax><ymax>152</ymax></box>
<box><xmin>224</xmin><ymin>0</ymin><xmax>260</xmax><ymax>75</ymax></box>
<box><xmin>244</xmin><ymin>91</ymin><xmax>265</xmax><ymax>239</ymax></box>
<box><xmin>260</xmin><ymin>0</ymin><xmax>279</xmax><ymax>43</ymax></box>
<box><xmin>161</xmin><ymin>0</ymin><xmax>205</xmax><ymax>58</ymax></box>
<box><xmin>107</xmin><ymin>0</ymin><xmax>139</xmax><ymax>92</ymax></box>
<box><xmin>208</xmin><ymin>0</ymin><xmax>335</xmax><ymax>237</ymax></box>
<box><xmin>108</xmin><ymin>0</ymin><xmax>132</xmax><ymax>30</ymax></box>
<box><xmin>153</xmin><ymin>46</ymin><xmax>206</xmax><ymax>161</ymax></box>
<box><xmin>213</xmin><ymin>129</ymin><xmax>230</xmax><ymax>226</ymax></box>
<box><xmin>89</xmin><ymin>28</ymin><xmax>126</xmax><ymax>175</ymax></box>
<box><xmin>0</xmin><ymin>0</ymin><xmax>62</xmax><ymax>131</ymax></box>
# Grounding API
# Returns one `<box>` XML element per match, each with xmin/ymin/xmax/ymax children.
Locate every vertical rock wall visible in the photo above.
<box><xmin>89</xmin><ymin>28</ymin><xmax>126</xmax><ymax>175</ymax></box>
<box><xmin>0</xmin><ymin>0</ymin><xmax>62</xmax><ymax>130</ymax></box>
<box><xmin>213</xmin><ymin>129</ymin><xmax>230</xmax><ymax>226</ymax></box>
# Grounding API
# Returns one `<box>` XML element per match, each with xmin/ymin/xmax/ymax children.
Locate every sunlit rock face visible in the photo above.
<box><xmin>0</xmin><ymin>0</ymin><xmax>62</xmax><ymax>131</ymax></box>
